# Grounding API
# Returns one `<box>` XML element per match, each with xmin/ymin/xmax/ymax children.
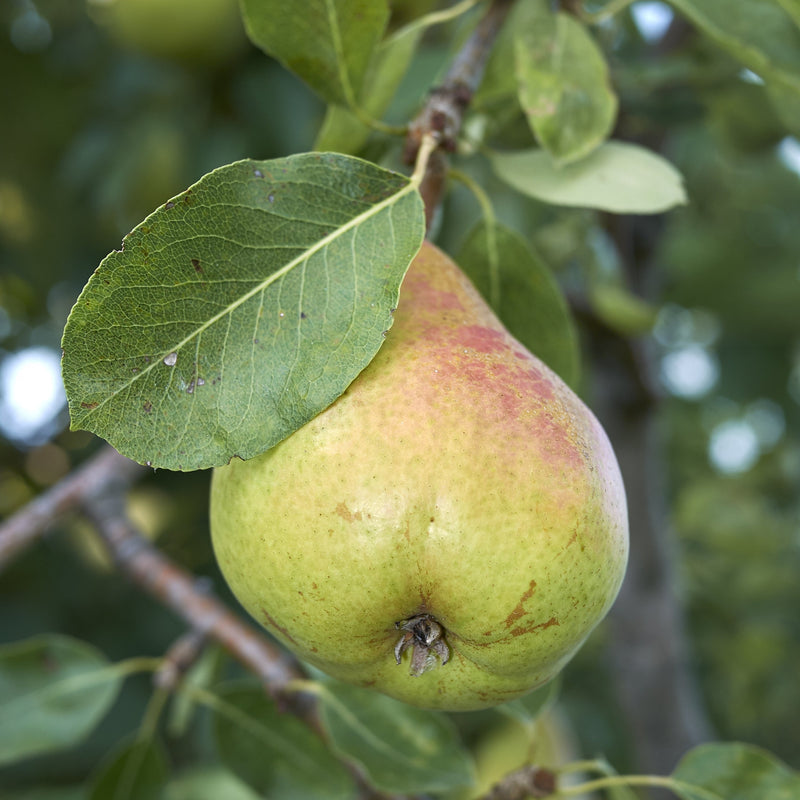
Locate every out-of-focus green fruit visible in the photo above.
<box><xmin>87</xmin><ymin>0</ymin><xmax>245</xmax><ymax>64</ymax></box>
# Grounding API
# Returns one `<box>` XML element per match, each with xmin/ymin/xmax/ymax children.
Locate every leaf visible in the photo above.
<box><xmin>493</xmin><ymin>678</ymin><xmax>560</xmax><ymax>727</ymax></box>
<box><xmin>89</xmin><ymin>739</ymin><xmax>169</xmax><ymax>800</ymax></box>
<box><xmin>776</xmin><ymin>0</ymin><xmax>800</xmax><ymax>28</ymax></box>
<box><xmin>514</xmin><ymin>0</ymin><xmax>617</xmax><ymax>163</ymax></box>
<box><xmin>590</xmin><ymin>284</ymin><xmax>658</xmax><ymax>336</ymax></box>
<box><xmin>315</xmin><ymin>681</ymin><xmax>475</xmax><ymax>795</ymax></box>
<box><xmin>239</xmin><ymin>0</ymin><xmax>389</xmax><ymax>107</ymax></box>
<box><xmin>490</xmin><ymin>141</ymin><xmax>687</xmax><ymax>213</ymax></box>
<box><xmin>315</xmin><ymin>17</ymin><xmax>425</xmax><ymax>153</ymax></box>
<box><xmin>61</xmin><ymin>154</ymin><xmax>425</xmax><ymax>471</ymax></box>
<box><xmin>0</xmin><ymin>635</ymin><xmax>122</xmax><ymax>766</ymax></box>
<box><xmin>672</xmin><ymin>742</ymin><xmax>800</xmax><ymax>800</ymax></box>
<box><xmin>165</xmin><ymin>766</ymin><xmax>260</xmax><ymax>800</ymax></box>
<box><xmin>211</xmin><ymin>683</ymin><xmax>356</xmax><ymax>800</ymax></box>
<box><xmin>456</xmin><ymin>221</ymin><xmax>580</xmax><ymax>387</ymax></box>
<box><xmin>668</xmin><ymin>0</ymin><xmax>800</xmax><ymax>98</ymax></box>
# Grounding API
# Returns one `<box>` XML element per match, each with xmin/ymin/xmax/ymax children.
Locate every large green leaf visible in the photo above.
<box><xmin>62</xmin><ymin>154</ymin><xmax>425</xmax><ymax>471</ymax></box>
<box><xmin>315</xmin><ymin>681</ymin><xmax>475</xmax><ymax>795</ymax></box>
<box><xmin>239</xmin><ymin>0</ymin><xmax>389</xmax><ymax>107</ymax></box>
<box><xmin>672</xmin><ymin>742</ymin><xmax>800</xmax><ymax>800</ymax></box>
<box><xmin>514</xmin><ymin>0</ymin><xmax>617</xmax><ymax>163</ymax></box>
<box><xmin>0</xmin><ymin>635</ymin><xmax>122</xmax><ymax>766</ymax></box>
<box><xmin>776</xmin><ymin>0</ymin><xmax>800</xmax><ymax>27</ymax></box>
<box><xmin>456</xmin><ymin>221</ymin><xmax>580</xmax><ymax>388</ymax></box>
<box><xmin>165</xmin><ymin>766</ymin><xmax>260</xmax><ymax>800</ymax></box>
<box><xmin>211</xmin><ymin>683</ymin><xmax>356</xmax><ymax>800</ymax></box>
<box><xmin>89</xmin><ymin>739</ymin><xmax>169</xmax><ymax>800</ymax></box>
<box><xmin>668</xmin><ymin>0</ymin><xmax>800</xmax><ymax>97</ymax></box>
<box><xmin>490</xmin><ymin>142</ymin><xmax>687</xmax><ymax>213</ymax></box>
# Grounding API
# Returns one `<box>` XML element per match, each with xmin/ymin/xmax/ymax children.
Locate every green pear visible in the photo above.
<box><xmin>210</xmin><ymin>241</ymin><xmax>628</xmax><ymax>711</ymax></box>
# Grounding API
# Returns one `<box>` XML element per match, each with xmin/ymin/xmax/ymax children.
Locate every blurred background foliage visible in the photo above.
<box><xmin>1</xmin><ymin>0</ymin><xmax>799</xmax><ymax>794</ymax></box>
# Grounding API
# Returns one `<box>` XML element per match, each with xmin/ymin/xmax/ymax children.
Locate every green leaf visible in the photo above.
<box><xmin>315</xmin><ymin>18</ymin><xmax>425</xmax><ymax>153</ymax></box>
<box><xmin>490</xmin><ymin>141</ymin><xmax>687</xmax><ymax>213</ymax></box>
<box><xmin>668</xmin><ymin>0</ymin><xmax>800</xmax><ymax>98</ymax></box>
<box><xmin>61</xmin><ymin>154</ymin><xmax>425</xmax><ymax>471</ymax></box>
<box><xmin>239</xmin><ymin>0</ymin><xmax>389</xmax><ymax>107</ymax></box>
<box><xmin>166</xmin><ymin>766</ymin><xmax>260</xmax><ymax>800</ymax></box>
<box><xmin>590</xmin><ymin>283</ymin><xmax>658</xmax><ymax>336</ymax></box>
<box><xmin>315</xmin><ymin>681</ymin><xmax>475</xmax><ymax>795</ymax></box>
<box><xmin>456</xmin><ymin>221</ymin><xmax>580</xmax><ymax>387</ymax></box>
<box><xmin>776</xmin><ymin>0</ymin><xmax>800</xmax><ymax>28</ymax></box>
<box><xmin>212</xmin><ymin>683</ymin><xmax>356</xmax><ymax>800</ymax></box>
<box><xmin>672</xmin><ymin>742</ymin><xmax>800</xmax><ymax>800</ymax></box>
<box><xmin>0</xmin><ymin>635</ymin><xmax>122</xmax><ymax>766</ymax></box>
<box><xmin>89</xmin><ymin>738</ymin><xmax>168</xmax><ymax>800</ymax></box>
<box><xmin>493</xmin><ymin>678</ymin><xmax>560</xmax><ymax>727</ymax></box>
<box><xmin>514</xmin><ymin>1</ymin><xmax>617</xmax><ymax>163</ymax></box>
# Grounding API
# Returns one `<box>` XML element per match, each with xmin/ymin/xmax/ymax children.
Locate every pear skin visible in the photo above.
<box><xmin>210</xmin><ymin>241</ymin><xmax>628</xmax><ymax>711</ymax></box>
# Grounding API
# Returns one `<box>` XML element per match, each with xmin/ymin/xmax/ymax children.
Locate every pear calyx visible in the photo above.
<box><xmin>394</xmin><ymin>614</ymin><xmax>450</xmax><ymax>676</ymax></box>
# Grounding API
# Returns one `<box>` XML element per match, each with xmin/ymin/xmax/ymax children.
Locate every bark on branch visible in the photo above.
<box><xmin>404</xmin><ymin>0</ymin><xmax>514</xmax><ymax>229</ymax></box>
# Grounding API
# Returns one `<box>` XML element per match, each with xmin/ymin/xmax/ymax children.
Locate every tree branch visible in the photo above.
<box><xmin>82</xmin><ymin>491</ymin><xmax>301</xmax><ymax>694</ymax></box>
<box><xmin>404</xmin><ymin>0</ymin><xmax>514</xmax><ymax>228</ymax></box>
<box><xmin>0</xmin><ymin>445</ymin><xmax>145</xmax><ymax>572</ymax></box>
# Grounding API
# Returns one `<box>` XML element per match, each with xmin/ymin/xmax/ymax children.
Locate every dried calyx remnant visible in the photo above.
<box><xmin>394</xmin><ymin>613</ymin><xmax>450</xmax><ymax>676</ymax></box>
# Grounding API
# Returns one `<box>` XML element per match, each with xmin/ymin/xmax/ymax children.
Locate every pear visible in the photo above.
<box><xmin>210</xmin><ymin>241</ymin><xmax>628</xmax><ymax>711</ymax></box>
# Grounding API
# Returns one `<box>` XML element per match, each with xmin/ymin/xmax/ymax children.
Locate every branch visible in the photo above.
<box><xmin>404</xmin><ymin>0</ymin><xmax>514</xmax><ymax>228</ymax></box>
<box><xmin>82</xmin><ymin>491</ymin><xmax>301</xmax><ymax>693</ymax></box>
<box><xmin>0</xmin><ymin>445</ymin><xmax>145</xmax><ymax>572</ymax></box>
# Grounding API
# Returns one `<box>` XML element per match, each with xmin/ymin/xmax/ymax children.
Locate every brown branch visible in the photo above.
<box><xmin>479</xmin><ymin>765</ymin><xmax>557</xmax><ymax>799</ymax></box>
<box><xmin>83</xmin><ymin>492</ymin><xmax>301</xmax><ymax>693</ymax></box>
<box><xmin>404</xmin><ymin>0</ymin><xmax>514</xmax><ymax>228</ymax></box>
<box><xmin>0</xmin><ymin>445</ymin><xmax>145</xmax><ymax>572</ymax></box>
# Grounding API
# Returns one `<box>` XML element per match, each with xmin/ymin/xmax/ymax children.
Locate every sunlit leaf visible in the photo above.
<box><xmin>315</xmin><ymin>681</ymin><xmax>475</xmax><ymax>795</ymax></box>
<box><xmin>62</xmin><ymin>154</ymin><xmax>425</xmax><ymax>471</ymax></box>
<box><xmin>240</xmin><ymin>0</ymin><xmax>389</xmax><ymax>106</ymax></box>
<box><xmin>456</xmin><ymin>221</ymin><xmax>580</xmax><ymax>387</ymax></box>
<box><xmin>514</xmin><ymin>0</ymin><xmax>617</xmax><ymax>163</ymax></box>
<box><xmin>0</xmin><ymin>635</ymin><xmax>122</xmax><ymax>766</ymax></box>
<box><xmin>212</xmin><ymin>683</ymin><xmax>356</xmax><ymax>800</ymax></box>
<box><xmin>672</xmin><ymin>742</ymin><xmax>800</xmax><ymax>800</ymax></box>
<box><xmin>89</xmin><ymin>739</ymin><xmax>168</xmax><ymax>800</ymax></box>
<box><xmin>490</xmin><ymin>142</ymin><xmax>687</xmax><ymax>213</ymax></box>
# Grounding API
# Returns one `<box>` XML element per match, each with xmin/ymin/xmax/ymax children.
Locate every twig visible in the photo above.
<box><xmin>479</xmin><ymin>766</ymin><xmax>557</xmax><ymax>799</ymax></box>
<box><xmin>404</xmin><ymin>0</ymin><xmax>514</xmax><ymax>228</ymax></box>
<box><xmin>0</xmin><ymin>445</ymin><xmax>145</xmax><ymax>572</ymax></box>
<box><xmin>154</xmin><ymin>628</ymin><xmax>209</xmax><ymax>691</ymax></box>
<box><xmin>83</xmin><ymin>493</ymin><xmax>301</xmax><ymax>694</ymax></box>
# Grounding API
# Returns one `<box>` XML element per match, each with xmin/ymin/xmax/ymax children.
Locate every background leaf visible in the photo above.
<box><xmin>88</xmin><ymin>739</ymin><xmax>168</xmax><ymax>800</ymax></box>
<box><xmin>668</xmin><ymin>0</ymin><xmax>800</xmax><ymax>103</ymax></box>
<box><xmin>211</xmin><ymin>683</ymin><xmax>356</xmax><ymax>800</ymax></box>
<box><xmin>0</xmin><ymin>635</ymin><xmax>123</xmax><ymax>766</ymax></box>
<box><xmin>165</xmin><ymin>766</ymin><xmax>260</xmax><ymax>800</ymax></box>
<box><xmin>315</xmin><ymin>681</ymin><xmax>475</xmax><ymax>795</ymax></box>
<box><xmin>61</xmin><ymin>154</ymin><xmax>425</xmax><ymax>471</ymax></box>
<box><xmin>493</xmin><ymin>678</ymin><xmax>560</xmax><ymax>728</ymax></box>
<box><xmin>490</xmin><ymin>142</ymin><xmax>687</xmax><ymax>213</ymax></box>
<box><xmin>239</xmin><ymin>0</ymin><xmax>389</xmax><ymax>107</ymax></box>
<box><xmin>514</xmin><ymin>0</ymin><xmax>617</xmax><ymax>163</ymax></box>
<box><xmin>672</xmin><ymin>742</ymin><xmax>800</xmax><ymax>800</ymax></box>
<box><xmin>456</xmin><ymin>221</ymin><xmax>580</xmax><ymax>387</ymax></box>
<box><xmin>315</xmin><ymin>14</ymin><xmax>428</xmax><ymax>154</ymax></box>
